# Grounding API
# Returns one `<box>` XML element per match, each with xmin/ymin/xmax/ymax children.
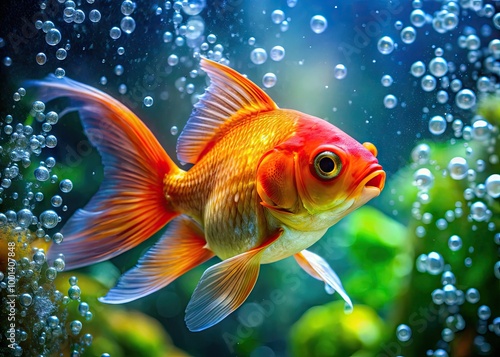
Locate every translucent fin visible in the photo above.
<box><xmin>294</xmin><ymin>250</ymin><xmax>353</xmax><ymax>309</ymax></box>
<box><xmin>176</xmin><ymin>58</ymin><xmax>278</xmax><ymax>164</ymax></box>
<box><xmin>27</xmin><ymin>75</ymin><xmax>180</xmax><ymax>269</ymax></box>
<box><xmin>100</xmin><ymin>216</ymin><xmax>214</xmax><ymax>303</ymax></box>
<box><xmin>185</xmin><ymin>229</ymin><xmax>283</xmax><ymax>332</ymax></box>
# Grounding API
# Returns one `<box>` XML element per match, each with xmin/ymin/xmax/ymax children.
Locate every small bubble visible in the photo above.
<box><xmin>410</xmin><ymin>9</ymin><xmax>426</xmax><ymax>27</ymax></box>
<box><xmin>53</xmin><ymin>232</ymin><xmax>64</xmax><ymax>244</ymax></box>
<box><xmin>34</xmin><ymin>166</ymin><xmax>50</xmax><ymax>181</ymax></box>
<box><xmin>478</xmin><ymin>305</ymin><xmax>491</xmax><ymax>320</ymax></box>
<box><xmin>448</xmin><ymin>235</ymin><xmax>462</xmax><ymax>251</ymax></box>
<box><xmin>426</xmin><ymin>251</ymin><xmax>444</xmax><ymax>275</ymax></box>
<box><xmin>310</xmin><ymin>15</ymin><xmax>328</xmax><ymax>34</ymax></box>
<box><xmin>381</xmin><ymin>75</ymin><xmax>393</xmax><ymax>87</ymax></box>
<box><xmin>400</xmin><ymin>26</ymin><xmax>416</xmax><ymax>44</ymax></box>
<box><xmin>429</xmin><ymin>115</ymin><xmax>446</xmax><ymax>135</ymax></box>
<box><xmin>429</xmin><ymin>57</ymin><xmax>448</xmax><ymax>77</ymax></box>
<box><xmin>396</xmin><ymin>324</ymin><xmax>412</xmax><ymax>342</ymax></box>
<box><xmin>383</xmin><ymin>94</ymin><xmax>398</xmax><ymax>109</ymax></box>
<box><xmin>45</xmin><ymin>28</ymin><xmax>62</xmax><ymax>46</ymax></box>
<box><xmin>448</xmin><ymin>157</ymin><xmax>468</xmax><ymax>180</ymax></box>
<box><xmin>377</xmin><ymin>36</ymin><xmax>395</xmax><ymax>55</ymax></box>
<box><xmin>110</xmin><ymin>26</ymin><xmax>122</xmax><ymax>40</ymax></box>
<box><xmin>70</xmin><ymin>320</ymin><xmax>83</xmax><ymax>335</ymax></box>
<box><xmin>270</xmin><ymin>46</ymin><xmax>285</xmax><ymax>61</ymax></box>
<box><xmin>40</xmin><ymin>210</ymin><xmax>59</xmax><ymax>229</ymax></box>
<box><xmin>421</xmin><ymin>75</ymin><xmax>437</xmax><ymax>92</ymax></box>
<box><xmin>19</xmin><ymin>293</ymin><xmax>33</xmax><ymax>307</ymax></box>
<box><xmin>89</xmin><ymin>9</ymin><xmax>101</xmax><ymax>22</ymax></box>
<box><xmin>455</xmin><ymin>89</ymin><xmax>476</xmax><ymax>110</ymax></box>
<box><xmin>59</xmin><ymin>179</ymin><xmax>73</xmax><ymax>193</ymax></box>
<box><xmin>262</xmin><ymin>73</ymin><xmax>277</xmax><ymax>88</ymax></box>
<box><xmin>120</xmin><ymin>16</ymin><xmax>136</xmax><ymax>34</ymax></box>
<box><xmin>271</xmin><ymin>9</ymin><xmax>285</xmax><ymax>24</ymax></box>
<box><xmin>36</xmin><ymin>52</ymin><xmax>47</xmax><ymax>65</ymax></box>
<box><xmin>56</xmin><ymin>48</ymin><xmax>67</xmax><ymax>60</ymax></box>
<box><xmin>121</xmin><ymin>0</ymin><xmax>136</xmax><ymax>15</ymax></box>
<box><xmin>411</xmin><ymin>61</ymin><xmax>426</xmax><ymax>77</ymax></box>
<box><xmin>46</xmin><ymin>267</ymin><xmax>57</xmax><ymax>280</ymax></box>
<box><xmin>79</xmin><ymin>302</ymin><xmax>90</xmax><ymax>316</ymax></box>
<box><xmin>333</xmin><ymin>64</ymin><xmax>347</xmax><ymax>80</ymax></box>
<box><xmin>466</xmin><ymin>288</ymin><xmax>480</xmax><ymax>303</ymax></box>
<box><xmin>68</xmin><ymin>285</ymin><xmax>81</xmax><ymax>300</ymax></box>
<box><xmin>54</xmin><ymin>257</ymin><xmax>66</xmax><ymax>272</ymax></box>
<box><xmin>54</xmin><ymin>67</ymin><xmax>65</xmax><ymax>78</ymax></box>
<box><xmin>168</xmin><ymin>54</ymin><xmax>179</xmax><ymax>66</ymax></box>
<box><xmin>250</xmin><ymin>48</ymin><xmax>267</xmax><ymax>65</ymax></box>
<box><xmin>143</xmin><ymin>96</ymin><xmax>154</xmax><ymax>107</ymax></box>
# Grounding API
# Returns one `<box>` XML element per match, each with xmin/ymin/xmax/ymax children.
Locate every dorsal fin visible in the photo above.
<box><xmin>176</xmin><ymin>58</ymin><xmax>278</xmax><ymax>164</ymax></box>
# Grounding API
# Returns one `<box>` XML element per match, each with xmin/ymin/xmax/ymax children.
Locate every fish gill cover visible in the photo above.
<box><xmin>0</xmin><ymin>0</ymin><xmax>499</xmax><ymax>357</ymax></box>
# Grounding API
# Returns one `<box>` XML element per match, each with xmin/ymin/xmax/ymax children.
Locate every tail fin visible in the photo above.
<box><xmin>28</xmin><ymin>75</ymin><xmax>180</xmax><ymax>269</ymax></box>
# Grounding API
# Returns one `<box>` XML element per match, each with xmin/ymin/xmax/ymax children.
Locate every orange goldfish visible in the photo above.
<box><xmin>31</xmin><ymin>58</ymin><xmax>385</xmax><ymax>331</ymax></box>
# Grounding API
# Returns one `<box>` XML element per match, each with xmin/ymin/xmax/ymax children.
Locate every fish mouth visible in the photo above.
<box><xmin>350</xmin><ymin>166</ymin><xmax>386</xmax><ymax>207</ymax></box>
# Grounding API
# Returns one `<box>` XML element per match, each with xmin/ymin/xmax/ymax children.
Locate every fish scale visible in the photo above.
<box><xmin>165</xmin><ymin>111</ymin><xmax>299</xmax><ymax>259</ymax></box>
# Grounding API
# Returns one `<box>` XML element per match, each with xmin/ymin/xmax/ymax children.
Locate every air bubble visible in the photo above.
<box><xmin>448</xmin><ymin>157</ymin><xmax>468</xmax><ymax>180</ymax></box>
<box><xmin>34</xmin><ymin>166</ymin><xmax>50</xmax><ymax>181</ymax></box>
<box><xmin>60</xmin><ymin>179</ymin><xmax>73</xmax><ymax>193</ymax></box>
<box><xmin>45</xmin><ymin>28</ymin><xmax>62</xmax><ymax>46</ymax></box>
<box><xmin>262</xmin><ymin>73</ymin><xmax>277</xmax><ymax>88</ymax></box>
<box><xmin>485</xmin><ymin>174</ymin><xmax>500</xmax><ymax>198</ymax></box>
<box><xmin>448</xmin><ymin>235</ymin><xmax>462</xmax><ymax>251</ymax></box>
<box><xmin>19</xmin><ymin>293</ymin><xmax>33</xmax><ymax>307</ymax></box>
<box><xmin>429</xmin><ymin>57</ymin><xmax>448</xmax><ymax>77</ymax></box>
<box><xmin>68</xmin><ymin>285</ymin><xmax>81</xmax><ymax>300</ymax></box>
<box><xmin>421</xmin><ymin>75</ymin><xmax>437</xmax><ymax>92</ymax></box>
<box><xmin>377</xmin><ymin>36</ymin><xmax>395</xmax><ymax>55</ymax></box>
<box><xmin>383</xmin><ymin>94</ymin><xmax>397</xmax><ymax>109</ymax></box>
<box><xmin>70</xmin><ymin>320</ymin><xmax>83</xmax><ymax>335</ymax></box>
<box><xmin>410</xmin><ymin>9</ymin><xmax>426</xmax><ymax>27</ymax></box>
<box><xmin>400</xmin><ymin>27</ymin><xmax>416</xmax><ymax>44</ymax></box>
<box><xmin>478</xmin><ymin>305</ymin><xmax>491</xmax><ymax>320</ymax></box>
<box><xmin>334</xmin><ymin>64</ymin><xmax>347</xmax><ymax>80</ymax></box>
<box><xmin>429</xmin><ymin>115</ymin><xmax>446</xmax><ymax>135</ymax></box>
<box><xmin>310</xmin><ymin>15</ymin><xmax>328</xmax><ymax>34</ymax></box>
<box><xmin>250</xmin><ymin>48</ymin><xmax>267</xmax><ymax>65</ymax></box>
<box><xmin>143</xmin><ymin>96</ymin><xmax>154</xmax><ymax>107</ymax></box>
<box><xmin>426</xmin><ymin>252</ymin><xmax>444</xmax><ymax>275</ymax></box>
<box><xmin>381</xmin><ymin>75</ymin><xmax>393</xmax><ymax>87</ymax></box>
<box><xmin>89</xmin><ymin>9</ymin><xmax>101</xmax><ymax>22</ymax></box>
<box><xmin>121</xmin><ymin>0</ymin><xmax>136</xmax><ymax>15</ymax></box>
<box><xmin>396</xmin><ymin>324</ymin><xmax>412</xmax><ymax>342</ymax></box>
<box><xmin>413</xmin><ymin>168</ymin><xmax>434</xmax><ymax>190</ymax></box>
<box><xmin>270</xmin><ymin>46</ymin><xmax>285</xmax><ymax>61</ymax></box>
<box><xmin>170</xmin><ymin>126</ymin><xmax>178</xmax><ymax>135</ymax></box>
<box><xmin>271</xmin><ymin>10</ymin><xmax>285</xmax><ymax>24</ymax></box>
<box><xmin>40</xmin><ymin>210</ymin><xmax>59</xmax><ymax>229</ymax></box>
<box><xmin>455</xmin><ymin>89</ymin><xmax>476</xmax><ymax>110</ymax></box>
<box><xmin>110</xmin><ymin>27</ymin><xmax>122</xmax><ymax>40</ymax></box>
<box><xmin>466</xmin><ymin>288</ymin><xmax>480</xmax><ymax>303</ymax></box>
<box><xmin>411</xmin><ymin>61</ymin><xmax>425</xmax><ymax>77</ymax></box>
<box><xmin>36</xmin><ymin>52</ymin><xmax>47</xmax><ymax>65</ymax></box>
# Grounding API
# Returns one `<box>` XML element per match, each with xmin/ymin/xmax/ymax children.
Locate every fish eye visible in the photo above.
<box><xmin>313</xmin><ymin>151</ymin><xmax>342</xmax><ymax>180</ymax></box>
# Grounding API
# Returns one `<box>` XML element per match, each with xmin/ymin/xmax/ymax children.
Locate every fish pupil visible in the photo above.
<box><xmin>319</xmin><ymin>157</ymin><xmax>335</xmax><ymax>173</ymax></box>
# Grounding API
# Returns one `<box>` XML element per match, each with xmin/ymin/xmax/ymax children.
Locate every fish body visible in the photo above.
<box><xmin>30</xmin><ymin>59</ymin><xmax>385</xmax><ymax>331</ymax></box>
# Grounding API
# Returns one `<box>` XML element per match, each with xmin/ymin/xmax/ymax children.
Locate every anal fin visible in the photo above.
<box><xmin>99</xmin><ymin>216</ymin><xmax>214</xmax><ymax>303</ymax></box>
<box><xmin>294</xmin><ymin>250</ymin><xmax>352</xmax><ymax>309</ymax></box>
<box><xmin>185</xmin><ymin>229</ymin><xmax>283</xmax><ymax>332</ymax></box>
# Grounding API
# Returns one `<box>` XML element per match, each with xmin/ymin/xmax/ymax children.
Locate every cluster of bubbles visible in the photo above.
<box><xmin>377</xmin><ymin>1</ymin><xmax>500</xmax><ymax>356</ymax></box>
<box><xmin>0</xmin><ymin>98</ymin><xmax>97</xmax><ymax>355</ymax></box>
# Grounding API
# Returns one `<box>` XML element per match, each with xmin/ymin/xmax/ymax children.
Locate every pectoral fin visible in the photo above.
<box><xmin>99</xmin><ymin>216</ymin><xmax>214</xmax><ymax>304</ymax></box>
<box><xmin>294</xmin><ymin>250</ymin><xmax>353</xmax><ymax>309</ymax></box>
<box><xmin>185</xmin><ymin>229</ymin><xmax>283</xmax><ymax>332</ymax></box>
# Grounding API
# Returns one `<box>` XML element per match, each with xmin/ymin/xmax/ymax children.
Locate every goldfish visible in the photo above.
<box><xmin>29</xmin><ymin>58</ymin><xmax>385</xmax><ymax>331</ymax></box>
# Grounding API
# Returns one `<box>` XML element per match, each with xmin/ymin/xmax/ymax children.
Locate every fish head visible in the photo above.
<box><xmin>256</xmin><ymin>110</ymin><xmax>386</xmax><ymax>231</ymax></box>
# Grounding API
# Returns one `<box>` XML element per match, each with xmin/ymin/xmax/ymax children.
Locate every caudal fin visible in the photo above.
<box><xmin>27</xmin><ymin>75</ymin><xmax>180</xmax><ymax>269</ymax></box>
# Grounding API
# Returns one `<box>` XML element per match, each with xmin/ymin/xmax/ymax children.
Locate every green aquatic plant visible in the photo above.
<box><xmin>381</xmin><ymin>97</ymin><xmax>500</xmax><ymax>357</ymax></box>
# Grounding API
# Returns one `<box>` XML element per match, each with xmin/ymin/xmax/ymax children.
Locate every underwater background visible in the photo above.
<box><xmin>1</xmin><ymin>0</ymin><xmax>500</xmax><ymax>356</ymax></box>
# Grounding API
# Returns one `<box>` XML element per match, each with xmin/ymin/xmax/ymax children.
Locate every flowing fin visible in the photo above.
<box><xmin>100</xmin><ymin>216</ymin><xmax>214</xmax><ymax>303</ymax></box>
<box><xmin>185</xmin><ymin>229</ymin><xmax>283</xmax><ymax>332</ymax></box>
<box><xmin>177</xmin><ymin>58</ymin><xmax>278</xmax><ymax>164</ymax></box>
<box><xmin>26</xmin><ymin>75</ymin><xmax>180</xmax><ymax>269</ymax></box>
<box><xmin>294</xmin><ymin>250</ymin><xmax>353</xmax><ymax>309</ymax></box>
